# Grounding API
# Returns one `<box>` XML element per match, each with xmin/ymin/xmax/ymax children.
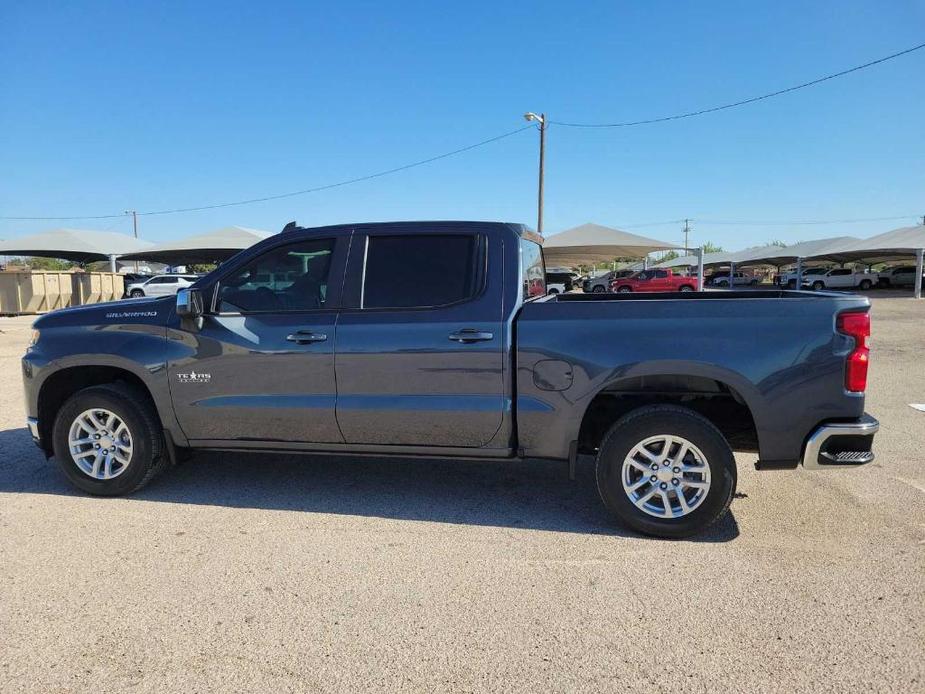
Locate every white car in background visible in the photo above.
<box><xmin>877</xmin><ymin>265</ymin><xmax>925</xmax><ymax>288</ymax></box>
<box><xmin>707</xmin><ymin>271</ymin><xmax>758</xmax><ymax>287</ymax></box>
<box><xmin>776</xmin><ymin>266</ymin><xmax>828</xmax><ymax>288</ymax></box>
<box><xmin>126</xmin><ymin>274</ymin><xmax>199</xmax><ymax>298</ymax></box>
<box><xmin>801</xmin><ymin>268</ymin><xmax>875</xmax><ymax>291</ymax></box>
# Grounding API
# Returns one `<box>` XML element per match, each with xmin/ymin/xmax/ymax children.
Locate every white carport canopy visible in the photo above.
<box><xmin>803</xmin><ymin>225</ymin><xmax>925</xmax><ymax>264</ymax></box>
<box><xmin>118</xmin><ymin>225</ymin><xmax>273</xmax><ymax>265</ymax></box>
<box><xmin>0</xmin><ymin>228</ymin><xmax>153</xmax><ymax>264</ymax></box>
<box><xmin>655</xmin><ymin>251</ymin><xmax>741</xmax><ymax>269</ymax></box>
<box><xmin>733</xmin><ymin>237</ymin><xmax>859</xmax><ymax>268</ymax></box>
<box><xmin>542</xmin><ymin>222</ymin><xmax>676</xmax><ymax>266</ymax></box>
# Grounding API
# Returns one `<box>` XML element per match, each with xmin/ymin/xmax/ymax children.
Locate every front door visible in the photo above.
<box><xmin>334</xmin><ymin>227</ymin><xmax>507</xmax><ymax>448</ymax></box>
<box><xmin>168</xmin><ymin>233</ymin><xmax>348</xmax><ymax>443</ymax></box>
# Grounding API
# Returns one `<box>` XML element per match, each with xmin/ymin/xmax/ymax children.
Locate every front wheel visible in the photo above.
<box><xmin>595</xmin><ymin>405</ymin><xmax>736</xmax><ymax>538</ymax></box>
<box><xmin>52</xmin><ymin>383</ymin><xmax>168</xmax><ymax>496</ymax></box>
<box><xmin>130</xmin><ymin>289</ymin><xmax>145</xmax><ymax>298</ymax></box>
<box><xmin>617</xmin><ymin>286</ymin><xmax>632</xmax><ymax>293</ymax></box>
<box><xmin>859</xmin><ymin>279</ymin><xmax>872</xmax><ymax>290</ymax></box>
<box><xmin>592</xmin><ymin>285</ymin><xmax>606</xmax><ymax>293</ymax></box>
<box><xmin>812</xmin><ymin>281</ymin><xmax>825</xmax><ymax>291</ymax></box>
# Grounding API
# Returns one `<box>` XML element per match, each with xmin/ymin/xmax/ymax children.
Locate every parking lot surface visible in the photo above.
<box><xmin>1</xmin><ymin>293</ymin><xmax>923</xmax><ymax>693</ymax></box>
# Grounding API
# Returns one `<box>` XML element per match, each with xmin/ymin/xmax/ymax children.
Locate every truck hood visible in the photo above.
<box><xmin>32</xmin><ymin>295</ymin><xmax>175</xmax><ymax>329</ymax></box>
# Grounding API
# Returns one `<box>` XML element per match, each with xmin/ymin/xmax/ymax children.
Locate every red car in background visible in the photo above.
<box><xmin>611</xmin><ymin>269</ymin><xmax>697</xmax><ymax>293</ymax></box>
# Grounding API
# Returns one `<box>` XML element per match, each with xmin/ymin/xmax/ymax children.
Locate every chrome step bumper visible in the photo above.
<box><xmin>802</xmin><ymin>414</ymin><xmax>879</xmax><ymax>470</ymax></box>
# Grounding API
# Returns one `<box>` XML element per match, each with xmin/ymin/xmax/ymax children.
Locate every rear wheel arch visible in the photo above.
<box><xmin>575</xmin><ymin>371</ymin><xmax>762</xmax><ymax>460</ymax></box>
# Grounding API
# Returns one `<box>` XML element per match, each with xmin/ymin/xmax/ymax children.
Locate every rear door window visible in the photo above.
<box><xmin>362</xmin><ymin>234</ymin><xmax>482</xmax><ymax>309</ymax></box>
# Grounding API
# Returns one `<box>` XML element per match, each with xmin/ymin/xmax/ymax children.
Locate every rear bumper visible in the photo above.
<box><xmin>802</xmin><ymin>414</ymin><xmax>879</xmax><ymax>470</ymax></box>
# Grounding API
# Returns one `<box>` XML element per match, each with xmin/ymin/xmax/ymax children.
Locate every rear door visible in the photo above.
<box><xmin>334</xmin><ymin>226</ymin><xmax>506</xmax><ymax>448</ymax></box>
<box><xmin>168</xmin><ymin>231</ymin><xmax>349</xmax><ymax>443</ymax></box>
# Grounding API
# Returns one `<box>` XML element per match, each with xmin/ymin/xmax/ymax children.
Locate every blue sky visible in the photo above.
<box><xmin>1</xmin><ymin>0</ymin><xmax>922</xmax><ymax>251</ymax></box>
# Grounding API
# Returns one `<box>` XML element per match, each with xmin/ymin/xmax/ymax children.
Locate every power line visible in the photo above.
<box><xmin>550</xmin><ymin>42</ymin><xmax>925</xmax><ymax>128</ymax></box>
<box><xmin>0</xmin><ymin>125</ymin><xmax>536</xmax><ymax>221</ymax></box>
<box><xmin>694</xmin><ymin>214</ymin><xmax>920</xmax><ymax>226</ymax></box>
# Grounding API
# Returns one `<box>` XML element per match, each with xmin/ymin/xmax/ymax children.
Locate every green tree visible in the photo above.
<box><xmin>702</xmin><ymin>241</ymin><xmax>724</xmax><ymax>254</ymax></box>
<box><xmin>24</xmin><ymin>257</ymin><xmax>74</xmax><ymax>271</ymax></box>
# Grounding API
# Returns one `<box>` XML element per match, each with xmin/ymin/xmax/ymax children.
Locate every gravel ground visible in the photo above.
<box><xmin>0</xmin><ymin>294</ymin><xmax>923</xmax><ymax>693</ymax></box>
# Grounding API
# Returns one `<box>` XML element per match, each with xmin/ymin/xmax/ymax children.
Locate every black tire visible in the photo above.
<box><xmin>592</xmin><ymin>285</ymin><xmax>606</xmax><ymax>293</ymax></box>
<box><xmin>812</xmin><ymin>280</ymin><xmax>824</xmax><ymax>291</ymax></box>
<box><xmin>617</xmin><ymin>286</ymin><xmax>632</xmax><ymax>293</ymax></box>
<box><xmin>52</xmin><ymin>382</ymin><xmax>167</xmax><ymax>496</ymax></box>
<box><xmin>678</xmin><ymin>285</ymin><xmax>694</xmax><ymax>292</ymax></box>
<box><xmin>595</xmin><ymin>405</ymin><xmax>736</xmax><ymax>538</ymax></box>
<box><xmin>130</xmin><ymin>289</ymin><xmax>145</xmax><ymax>298</ymax></box>
<box><xmin>859</xmin><ymin>279</ymin><xmax>872</xmax><ymax>290</ymax></box>
<box><xmin>749</xmin><ymin>279</ymin><xmax>759</xmax><ymax>286</ymax></box>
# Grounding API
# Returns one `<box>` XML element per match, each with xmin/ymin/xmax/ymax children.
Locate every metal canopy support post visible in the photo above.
<box><xmin>643</xmin><ymin>256</ymin><xmax>649</xmax><ymax>270</ymax></box>
<box><xmin>728</xmin><ymin>261</ymin><xmax>735</xmax><ymax>289</ymax></box>
<box><xmin>915</xmin><ymin>248</ymin><xmax>924</xmax><ymax>299</ymax></box>
<box><xmin>696</xmin><ymin>247</ymin><xmax>705</xmax><ymax>291</ymax></box>
<box><xmin>109</xmin><ymin>254</ymin><xmax>117</xmax><ymax>273</ymax></box>
<box><xmin>796</xmin><ymin>257</ymin><xmax>803</xmax><ymax>289</ymax></box>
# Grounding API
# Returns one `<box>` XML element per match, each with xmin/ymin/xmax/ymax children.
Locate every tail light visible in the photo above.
<box><xmin>837</xmin><ymin>310</ymin><xmax>870</xmax><ymax>392</ymax></box>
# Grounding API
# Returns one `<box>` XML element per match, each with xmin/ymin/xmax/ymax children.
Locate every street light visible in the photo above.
<box><xmin>124</xmin><ymin>210</ymin><xmax>138</xmax><ymax>273</ymax></box>
<box><xmin>524</xmin><ymin>112</ymin><xmax>546</xmax><ymax>234</ymax></box>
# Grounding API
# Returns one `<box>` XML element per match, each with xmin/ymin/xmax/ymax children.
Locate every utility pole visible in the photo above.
<box><xmin>524</xmin><ymin>112</ymin><xmax>546</xmax><ymax>234</ymax></box>
<box><xmin>683</xmin><ymin>218</ymin><xmax>691</xmax><ymax>251</ymax></box>
<box><xmin>124</xmin><ymin>210</ymin><xmax>139</xmax><ymax>273</ymax></box>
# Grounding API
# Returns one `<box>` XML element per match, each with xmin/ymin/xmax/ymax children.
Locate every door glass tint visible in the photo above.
<box><xmin>521</xmin><ymin>239</ymin><xmax>545</xmax><ymax>300</ymax></box>
<box><xmin>363</xmin><ymin>234</ymin><xmax>481</xmax><ymax>309</ymax></box>
<box><xmin>655</xmin><ymin>270</ymin><xmax>668</xmax><ymax>278</ymax></box>
<box><xmin>218</xmin><ymin>238</ymin><xmax>335</xmax><ymax>312</ymax></box>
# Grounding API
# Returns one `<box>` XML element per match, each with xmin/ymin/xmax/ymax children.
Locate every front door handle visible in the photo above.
<box><xmin>448</xmin><ymin>329</ymin><xmax>494</xmax><ymax>343</ymax></box>
<box><xmin>286</xmin><ymin>330</ymin><xmax>328</xmax><ymax>344</ymax></box>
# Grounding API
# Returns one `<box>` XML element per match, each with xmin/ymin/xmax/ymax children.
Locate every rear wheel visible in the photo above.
<box><xmin>52</xmin><ymin>383</ymin><xmax>167</xmax><ymax>496</ymax></box>
<box><xmin>859</xmin><ymin>279</ymin><xmax>872</xmax><ymax>290</ymax></box>
<box><xmin>595</xmin><ymin>405</ymin><xmax>736</xmax><ymax>538</ymax></box>
<box><xmin>678</xmin><ymin>285</ymin><xmax>694</xmax><ymax>292</ymax></box>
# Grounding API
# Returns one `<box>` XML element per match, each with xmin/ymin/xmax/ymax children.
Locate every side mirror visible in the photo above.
<box><xmin>176</xmin><ymin>288</ymin><xmax>204</xmax><ymax>318</ymax></box>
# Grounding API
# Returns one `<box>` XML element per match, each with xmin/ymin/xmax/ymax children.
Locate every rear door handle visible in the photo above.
<box><xmin>286</xmin><ymin>330</ymin><xmax>328</xmax><ymax>344</ymax></box>
<box><xmin>448</xmin><ymin>329</ymin><xmax>494</xmax><ymax>343</ymax></box>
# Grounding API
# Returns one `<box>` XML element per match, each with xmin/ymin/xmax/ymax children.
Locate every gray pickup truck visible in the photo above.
<box><xmin>21</xmin><ymin>221</ymin><xmax>879</xmax><ymax>537</ymax></box>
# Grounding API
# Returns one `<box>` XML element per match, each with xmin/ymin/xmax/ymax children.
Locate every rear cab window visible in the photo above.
<box><xmin>521</xmin><ymin>238</ymin><xmax>545</xmax><ymax>300</ymax></box>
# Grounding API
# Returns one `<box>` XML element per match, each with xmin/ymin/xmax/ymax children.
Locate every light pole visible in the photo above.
<box><xmin>124</xmin><ymin>210</ymin><xmax>138</xmax><ymax>273</ymax></box>
<box><xmin>524</xmin><ymin>112</ymin><xmax>546</xmax><ymax>234</ymax></box>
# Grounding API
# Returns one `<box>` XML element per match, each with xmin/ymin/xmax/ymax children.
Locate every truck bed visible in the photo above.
<box><xmin>515</xmin><ymin>288</ymin><xmax>869</xmax><ymax>466</ymax></box>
